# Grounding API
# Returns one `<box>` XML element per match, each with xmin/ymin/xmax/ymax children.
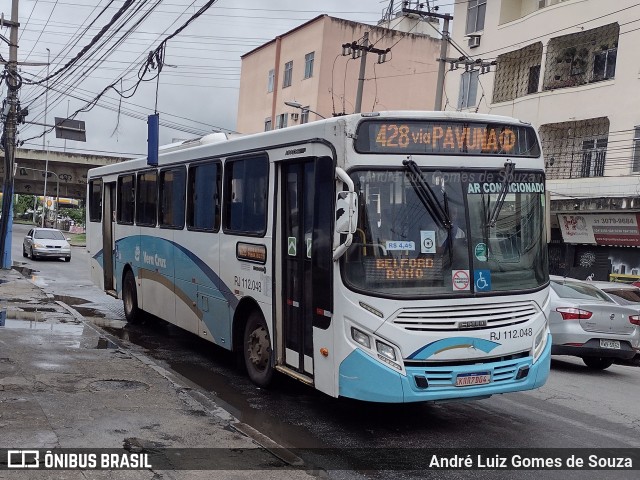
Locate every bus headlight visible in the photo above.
<box><xmin>351</xmin><ymin>327</ymin><xmax>371</xmax><ymax>349</ymax></box>
<box><xmin>375</xmin><ymin>341</ymin><xmax>397</xmax><ymax>362</ymax></box>
<box><xmin>533</xmin><ymin>320</ymin><xmax>548</xmax><ymax>362</ymax></box>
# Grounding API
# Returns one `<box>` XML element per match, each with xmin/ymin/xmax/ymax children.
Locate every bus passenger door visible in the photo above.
<box><xmin>282</xmin><ymin>158</ymin><xmax>333</xmax><ymax>377</ymax></box>
<box><xmin>102</xmin><ymin>182</ymin><xmax>116</xmax><ymax>294</ymax></box>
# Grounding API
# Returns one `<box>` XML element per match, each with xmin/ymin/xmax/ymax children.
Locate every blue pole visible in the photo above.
<box><xmin>2</xmin><ymin>199</ymin><xmax>13</xmax><ymax>269</ymax></box>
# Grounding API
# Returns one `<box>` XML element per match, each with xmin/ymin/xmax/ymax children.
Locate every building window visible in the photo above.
<box><xmin>300</xmin><ymin>108</ymin><xmax>310</xmax><ymax>125</ymax></box>
<box><xmin>276</xmin><ymin>113</ymin><xmax>288</xmax><ymax>129</ymax></box>
<box><xmin>593</xmin><ymin>47</ymin><xmax>617</xmax><ymax>82</ymax></box>
<box><xmin>466</xmin><ymin>0</ymin><xmax>486</xmax><ymax>34</ymax></box>
<box><xmin>224</xmin><ymin>156</ymin><xmax>269</xmax><ymax>235</ymax></box>
<box><xmin>187</xmin><ymin>161</ymin><xmax>220</xmax><ymax>232</ymax></box>
<box><xmin>159</xmin><ymin>167</ymin><xmax>186</xmax><ymax>229</ymax></box>
<box><xmin>458</xmin><ymin>70</ymin><xmax>479</xmax><ymax>109</ymax></box>
<box><xmin>136</xmin><ymin>170</ymin><xmax>157</xmax><ymax>226</ymax></box>
<box><xmin>283</xmin><ymin>61</ymin><xmax>293</xmax><ymax>87</ymax></box>
<box><xmin>264</xmin><ymin>117</ymin><xmax>272</xmax><ymax>131</ymax></box>
<box><xmin>267</xmin><ymin>69</ymin><xmax>274</xmax><ymax>93</ymax></box>
<box><xmin>117</xmin><ymin>174</ymin><xmax>135</xmax><ymax>224</ymax></box>
<box><xmin>527</xmin><ymin>65</ymin><xmax>541</xmax><ymax>94</ymax></box>
<box><xmin>581</xmin><ymin>138</ymin><xmax>607</xmax><ymax>178</ymax></box>
<box><xmin>304</xmin><ymin>52</ymin><xmax>314</xmax><ymax>79</ymax></box>
<box><xmin>633</xmin><ymin>127</ymin><xmax>640</xmax><ymax>173</ymax></box>
<box><xmin>88</xmin><ymin>179</ymin><xmax>102</xmax><ymax>222</ymax></box>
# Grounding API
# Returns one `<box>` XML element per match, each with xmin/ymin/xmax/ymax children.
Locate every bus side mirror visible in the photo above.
<box><xmin>336</xmin><ymin>191</ymin><xmax>358</xmax><ymax>235</ymax></box>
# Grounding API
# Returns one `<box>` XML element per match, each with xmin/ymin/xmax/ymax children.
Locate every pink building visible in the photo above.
<box><xmin>236</xmin><ymin>15</ymin><xmax>442</xmax><ymax>134</ymax></box>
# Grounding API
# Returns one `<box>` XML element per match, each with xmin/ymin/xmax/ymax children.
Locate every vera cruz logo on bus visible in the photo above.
<box><xmin>142</xmin><ymin>251</ymin><xmax>167</xmax><ymax>268</ymax></box>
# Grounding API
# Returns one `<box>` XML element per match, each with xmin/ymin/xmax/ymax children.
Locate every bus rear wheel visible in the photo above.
<box><xmin>123</xmin><ymin>270</ymin><xmax>141</xmax><ymax>324</ymax></box>
<box><xmin>243</xmin><ymin>311</ymin><xmax>273</xmax><ymax>387</ymax></box>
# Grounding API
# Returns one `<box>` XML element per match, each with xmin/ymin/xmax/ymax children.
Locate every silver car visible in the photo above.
<box><xmin>23</xmin><ymin>227</ymin><xmax>72</xmax><ymax>262</ymax></box>
<box><xmin>549</xmin><ymin>275</ymin><xmax>640</xmax><ymax>370</ymax></box>
<box><xmin>589</xmin><ymin>281</ymin><xmax>640</xmax><ymax>306</ymax></box>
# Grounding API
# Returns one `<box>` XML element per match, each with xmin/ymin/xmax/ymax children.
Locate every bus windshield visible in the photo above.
<box><xmin>342</xmin><ymin>168</ymin><xmax>548</xmax><ymax>297</ymax></box>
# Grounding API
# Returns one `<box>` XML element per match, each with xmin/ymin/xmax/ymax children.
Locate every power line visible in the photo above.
<box><xmin>22</xmin><ymin>0</ymin><xmax>59</xmax><ymax>62</ymax></box>
<box><xmin>23</xmin><ymin>0</ymin><xmax>137</xmax><ymax>86</ymax></box>
<box><xmin>18</xmin><ymin>0</ymin><xmax>225</xmax><ymax>146</ymax></box>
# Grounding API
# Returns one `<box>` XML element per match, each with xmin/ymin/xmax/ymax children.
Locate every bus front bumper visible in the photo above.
<box><xmin>338</xmin><ymin>335</ymin><xmax>551</xmax><ymax>403</ymax></box>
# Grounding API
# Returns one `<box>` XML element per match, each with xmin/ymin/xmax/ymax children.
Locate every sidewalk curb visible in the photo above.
<box><xmin>54</xmin><ymin>299</ymin><xmax>308</xmax><ymax>471</ymax></box>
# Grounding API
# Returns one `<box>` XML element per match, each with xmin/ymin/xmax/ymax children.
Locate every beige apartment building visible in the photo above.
<box><xmin>236</xmin><ymin>14</ymin><xmax>442</xmax><ymax>134</ymax></box>
<box><xmin>447</xmin><ymin>0</ymin><xmax>640</xmax><ymax>281</ymax></box>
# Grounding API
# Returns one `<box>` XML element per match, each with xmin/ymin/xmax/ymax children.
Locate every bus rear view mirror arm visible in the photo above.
<box><xmin>334</xmin><ymin>167</ymin><xmax>358</xmax><ymax>260</ymax></box>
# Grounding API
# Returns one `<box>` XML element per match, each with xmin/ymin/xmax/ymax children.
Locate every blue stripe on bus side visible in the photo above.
<box><xmin>93</xmin><ymin>235</ymin><xmax>239</xmax><ymax>309</ymax></box>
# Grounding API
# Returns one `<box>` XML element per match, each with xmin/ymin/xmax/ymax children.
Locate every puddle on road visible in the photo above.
<box><xmin>30</xmin><ymin>276</ymin><xmax>48</xmax><ymax>287</ymax></box>
<box><xmin>91</xmin><ymin>317</ymin><xmax>126</xmax><ymax>329</ymax></box>
<box><xmin>1</xmin><ymin>316</ymin><xmax>120</xmax><ymax>350</ymax></box>
<box><xmin>54</xmin><ymin>295</ymin><xmax>89</xmax><ymax>306</ymax></box>
<box><xmin>96</xmin><ymin>337</ymin><xmax>119</xmax><ymax>349</ymax></box>
<box><xmin>53</xmin><ymin>295</ymin><xmax>108</xmax><ymax>318</ymax></box>
<box><xmin>0</xmin><ymin>318</ymin><xmax>85</xmax><ymax>335</ymax></box>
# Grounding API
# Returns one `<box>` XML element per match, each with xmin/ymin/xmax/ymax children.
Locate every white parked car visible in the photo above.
<box><xmin>23</xmin><ymin>227</ymin><xmax>71</xmax><ymax>262</ymax></box>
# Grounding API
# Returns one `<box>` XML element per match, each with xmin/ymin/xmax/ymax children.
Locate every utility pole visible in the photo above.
<box><xmin>42</xmin><ymin>142</ymin><xmax>49</xmax><ymax>227</ymax></box>
<box><xmin>342</xmin><ymin>34</ymin><xmax>390</xmax><ymax>114</ymax></box>
<box><xmin>434</xmin><ymin>15</ymin><xmax>450</xmax><ymax>111</ymax></box>
<box><xmin>402</xmin><ymin>7</ymin><xmax>453</xmax><ymax>111</ymax></box>
<box><xmin>354</xmin><ymin>32</ymin><xmax>369</xmax><ymax>114</ymax></box>
<box><xmin>42</xmin><ymin>49</ymin><xmax>50</xmax><ymax>228</ymax></box>
<box><xmin>0</xmin><ymin>0</ymin><xmax>20</xmax><ymax>269</ymax></box>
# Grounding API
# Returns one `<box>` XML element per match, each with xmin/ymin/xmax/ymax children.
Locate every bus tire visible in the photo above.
<box><xmin>123</xmin><ymin>270</ymin><xmax>141</xmax><ymax>324</ymax></box>
<box><xmin>243</xmin><ymin>310</ymin><xmax>273</xmax><ymax>387</ymax></box>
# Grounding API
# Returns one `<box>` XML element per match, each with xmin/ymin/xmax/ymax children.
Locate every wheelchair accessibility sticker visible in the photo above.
<box><xmin>474</xmin><ymin>270</ymin><xmax>491</xmax><ymax>292</ymax></box>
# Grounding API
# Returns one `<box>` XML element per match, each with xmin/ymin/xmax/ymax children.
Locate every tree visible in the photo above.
<box><xmin>59</xmin><ymin>207</ymin><xmax>85</xmax><ymax>227</ymax></box>
<box><xmin>14</xmin><ymin>194</ymin><xmax>36</xmax><ymax>216</ymax></box>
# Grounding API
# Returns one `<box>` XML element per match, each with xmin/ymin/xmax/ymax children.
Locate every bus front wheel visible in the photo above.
<box><xmin>243</xmin><ymin>311</ymin><xmax>273</xmax><ymax>387</ymax></box>
<box><xmin>123</xmin><ymin>270</ymin><xmax>141</xmax><ymax>324</ymax></box>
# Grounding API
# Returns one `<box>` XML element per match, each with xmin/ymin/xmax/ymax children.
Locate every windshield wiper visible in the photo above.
<box><xmin>402</xmin><ymin>159</ymin><xmax>451</xmax><ymax>231</ymax></box>
<box><xmin>487</xmin><ymin>161</ymin><xmax>515</xmax><ymax>227</ymax></box>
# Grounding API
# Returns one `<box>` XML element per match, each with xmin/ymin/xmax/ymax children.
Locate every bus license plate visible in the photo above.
<box><xmin>455</xmin><ymin>372</ymin><xmax>490</xmax><ymax>387</ymax></box>
<box><xmin>600</xmin><ymin>339</ymin><xmax>621</xmax><ymax>349</ymax></box>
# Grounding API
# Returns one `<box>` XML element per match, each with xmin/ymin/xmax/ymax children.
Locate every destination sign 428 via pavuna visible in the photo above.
<box><xmin>355</xmin><ymin>121</ymin><xmax>540</xmax><ymax>157</ymax></box>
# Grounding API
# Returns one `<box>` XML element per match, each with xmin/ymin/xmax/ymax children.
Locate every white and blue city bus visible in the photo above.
<box><xmin>87</xmin><ymin>111</ymin><xmax>551</xmax><ymax>403</ymax></box>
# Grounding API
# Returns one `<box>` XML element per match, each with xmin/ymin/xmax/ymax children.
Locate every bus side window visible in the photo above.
<box><xmin>88</xmin><ymin>179</ymin><xmax>102</xmax><ymax>222</ymax></box>
<box><xmin>136</xmin><ymin>171</ymin><xmax>157</xmax><ymax>226</ymax></box>
<box><xmin>224</xmin><ymin>155</ymin><xmax>268</xmax><ymax>235</ymax></box>
<box><xmin>187</xmin><ymin>161</ymin><xmax>220</xmax><ymax>231</ymax></box>
<box><xmin>159</xmin><ymin>167</ymin><xmax>186</xmax><ymax>229</ymax></box>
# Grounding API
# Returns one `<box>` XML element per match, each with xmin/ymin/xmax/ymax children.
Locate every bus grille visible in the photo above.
<box><xmin>421</xmin><ymin>360</ymin><xmax>523</xmax><ymax>386</ymax></box>
<box><xmin>393</xmin><ymin>301</ymin><xmax>539</xmax><ymax>332</ymax></box>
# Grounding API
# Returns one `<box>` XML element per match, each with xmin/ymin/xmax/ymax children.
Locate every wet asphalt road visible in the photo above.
<box><xmin>9</xmin><ymin>223</ymin><xmax>640</xmax><ymax>480</ymax></box>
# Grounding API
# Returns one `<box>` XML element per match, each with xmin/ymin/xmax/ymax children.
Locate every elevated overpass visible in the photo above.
<box><xmin>0</xmin><ymin>149</ymin><xmax>130</xmax><ymax>200</ymax></box>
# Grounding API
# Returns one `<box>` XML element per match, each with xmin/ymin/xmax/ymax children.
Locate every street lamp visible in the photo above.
<box><xmin>20</xmin><ymin>166</ymin><xmax>59</xmax><ymax>228</ymax></box>
<box><xmin>284</xmin><ymin>100</ymin><xmax>326</xmax><ymax>119</ymax></box>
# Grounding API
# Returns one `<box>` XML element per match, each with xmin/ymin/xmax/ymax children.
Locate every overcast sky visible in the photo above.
<box><xmin>3</xmin><ymin>0</ymin><xmax>452</xmax><ymax>158</ymax></box>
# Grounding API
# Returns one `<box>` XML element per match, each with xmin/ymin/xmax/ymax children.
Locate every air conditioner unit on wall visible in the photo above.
<box><xmin>468</xmin><ymin>35</ymin><xmax>481</xmax><ymax>48</ymax></box>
